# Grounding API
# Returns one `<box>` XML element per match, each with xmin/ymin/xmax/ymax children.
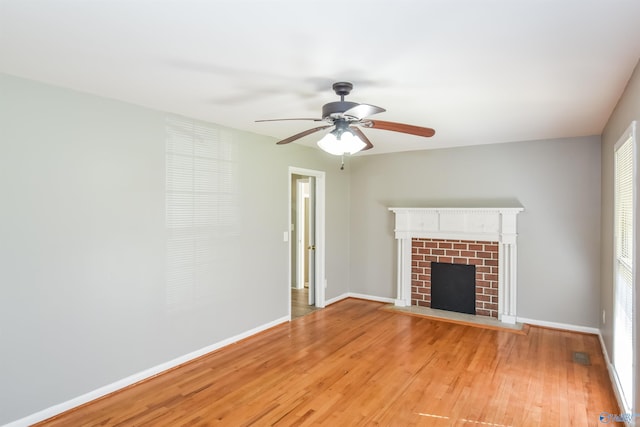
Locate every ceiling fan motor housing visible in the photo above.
<box><xmin>322</xmin><ymin>101</ymin><xmax>360</xmax><ymax>120</ymax></box>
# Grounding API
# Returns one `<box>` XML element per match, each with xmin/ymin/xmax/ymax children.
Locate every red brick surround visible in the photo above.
<box><xmin>411</xmin><ymin>238</ymin><xmax>499</xmax><ymax>318</ymax></box>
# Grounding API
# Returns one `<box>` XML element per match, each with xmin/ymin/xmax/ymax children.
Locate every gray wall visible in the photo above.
<box><xmin>0</xmin><ymin>74</ymin><xmax>350</xmax><ymax>424</ymax></box>
<box><xmin>601</xmin><ymin>59</ymin><xmax>640</xmax><ymax>411</ymax></box>
<box><xmin>349</xmin><ymin>136</ymin><xmax>602</xmax><ymax>326</ymax></box>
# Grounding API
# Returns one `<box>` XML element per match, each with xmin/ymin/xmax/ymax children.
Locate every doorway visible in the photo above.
<box><xmin>289</xmin><ymin>167</ymin><xmax>325</xmax><ymax>319</ymax></box>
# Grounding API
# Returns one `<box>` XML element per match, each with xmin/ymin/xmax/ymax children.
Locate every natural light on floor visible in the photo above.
<box><xmin>417</xmin><ymin>412</ymin><xmax>513</xmax><ymax>427</ymax></box>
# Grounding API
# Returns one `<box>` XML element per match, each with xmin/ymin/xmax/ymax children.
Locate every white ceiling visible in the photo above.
<box><xmin>1</xmin><ymin>0</ymin><xmax>639</xmax><ymax>155</ymax></box>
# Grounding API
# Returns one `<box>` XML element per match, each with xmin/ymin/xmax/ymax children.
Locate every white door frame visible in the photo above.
<box><xmin>307</xmin><ymin>176</ymin><xmax>316</xmax><ymax>306</ymax></box>
<box><xmin>288</xmin><ymin>166</ymin><xmax>326</xmax><ymax>317</ymax></box>
<box><xmin>295</xmin><ymin>178</ymin><xmax>309</xmax><ymax>290</ymax></box>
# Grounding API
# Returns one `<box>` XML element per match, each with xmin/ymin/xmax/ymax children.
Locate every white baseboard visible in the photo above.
<box><xmin>516</xmin><ymin>316</ymin><xmax>599</xmax><ymax>334</ymax></box>
<box><xmin>4</xmin><ymin>315</ymin><xmax>289</xmax><ymax>427</ymax></box>
<box><xmin>330</xmin><ymin>302</ymin><xmax>601</xmax><ymax>335</ymax></box>
<box><xmin>324</xmin><ymin>293</ymin><xmax>350</xmax><ymax>306</ymax></box>
<box><xmin>598</xmin><ymin>332</ymin><xmax>633</xmax><ymax>425</ymax></box>
<box><xmin>347</xmin><ymin>292</ymin><xmax>396</xmax><ymax>304</ymax></box>
<box><xmin>324</xmin><ymin>293</ymin><xmax>395</xmax><ymax>306</ymax></box>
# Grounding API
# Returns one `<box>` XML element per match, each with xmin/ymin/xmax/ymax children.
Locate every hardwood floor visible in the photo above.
<box><xmin>291</xmin><ymin>287</ymin><xmax>319</xmax><ymax>319</ymax></box>
<box><xmin>37</xmin><ymin>299</ymin><xmax>621</xmax><ymax>426</ymax></box>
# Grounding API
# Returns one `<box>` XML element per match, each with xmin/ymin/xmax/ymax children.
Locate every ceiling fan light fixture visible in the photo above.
<box><xmin>317</xmin><ymin>128</ymin><xmax>366</xmax><ymax>155</ymax></box>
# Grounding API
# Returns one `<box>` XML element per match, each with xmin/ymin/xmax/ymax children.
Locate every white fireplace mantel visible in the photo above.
<box><xmin>389</xmin><ymin>207</ymin><xmax>524</xmax><ymax>324</ymax></box>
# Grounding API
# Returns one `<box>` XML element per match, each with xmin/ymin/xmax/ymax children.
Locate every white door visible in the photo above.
<box><xmin>307</xmin><ymin>176</ymin><xmax>316</xmax><ymax>305</ymax></box>
<box><xmin>295</xmin><ymin>179</ymin><xmax>309</xmax><ymax>290</ymax></box>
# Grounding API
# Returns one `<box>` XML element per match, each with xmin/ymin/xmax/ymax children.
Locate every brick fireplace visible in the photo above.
<box><xmin>389</xmin><ymin>207</ymin><xmax>523</xmax><ymax>324</ymax></box>
<box><xmin>412</xmin><ymin>238</ymin><xmax>499</xmax><ymax>318</ymax></box>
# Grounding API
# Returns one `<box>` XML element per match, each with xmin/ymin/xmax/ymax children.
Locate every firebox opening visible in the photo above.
<box><xmin>431</xmin><ymin>262</ymin><xmax>476</xmax><ymax>315</ymax></box>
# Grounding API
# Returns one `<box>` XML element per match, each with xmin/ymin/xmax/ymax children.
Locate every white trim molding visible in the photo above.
<box><xmin>324</xmin><ymin>293</ymin><xmax>350</xmax><ymax>306</ymax></box>
<box><xmin>389</xmin><ymin>207</ymin><xmax>524</xmax><ymax>324</ymax></box>
<box><xmin>347</xmin><ymin>293</ymin><xmax>396</xmax><ymax>304</ymax></box>
<box><xmin>325</xmin><ymin>293</ymin><xmax>396</xmax><ymax>306</ymax></box>
<box><xmin>598</xmin><ymin>332</ymin><xmax>631</xmax><ymax>425</ymax></box>
<box><xmin>517</xmin><ymin>316</ymin><xmax>599</xmax><ymax>334</ymax></box>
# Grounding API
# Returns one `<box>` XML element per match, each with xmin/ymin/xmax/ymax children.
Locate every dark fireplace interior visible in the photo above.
<box><xmin>431</xmin><ymin>262</ymin><xmax>476</xmax><ymax>315</ymax></box>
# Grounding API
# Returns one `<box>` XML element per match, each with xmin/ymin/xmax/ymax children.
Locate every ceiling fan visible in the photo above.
<box><xmin>256</xmin><ymin>82</ymin><xmax>435</xmax><ymax>156</ymax></box>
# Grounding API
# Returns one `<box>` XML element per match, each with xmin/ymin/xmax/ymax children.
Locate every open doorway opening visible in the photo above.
<box><xmin>289</xmin><ymin>167</ymin><xmax>325</xmax><ymax>319</ymax></box>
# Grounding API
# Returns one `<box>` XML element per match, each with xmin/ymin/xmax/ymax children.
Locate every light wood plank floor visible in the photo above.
<box><xmin>37</xmin><ymin>299</ymin><xmax>620</xmax><ymax>426</ymax></box>
<box><xmin>291</xmin><ymin>287</ymin><xmax>320</xmax><ymax>319</ymax></box>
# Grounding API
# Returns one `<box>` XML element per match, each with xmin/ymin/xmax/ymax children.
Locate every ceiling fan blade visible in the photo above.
<box><xmin>365</xmin><ymin>120</ymin><xmax>435</xmax><ymax>137</ymax></box>
<box><xmin>343</xmin><ymin>104</ymin><xmax>386</xmax><ymax>120</ymax></box>
<box><xmin>276</xmin><ymin>125</ymin><xmax>332</xmax><ymax>145</ymax></box>
<box><xmin>350</xmin><ymin>126</ymin><xmax>374</xmax><ymax>151</ymax></box>
<box><xmin>256</xmin><ymin>118</ymin><xmax>323</xmax><ymax>122</ymax></box>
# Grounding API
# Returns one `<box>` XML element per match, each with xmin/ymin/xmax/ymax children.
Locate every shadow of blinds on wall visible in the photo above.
<box><xmin>165</xmin><ymin>116</ymin><xmax>239</xmax><ymax>312</ymax></box>
<box><xmin>613</xmin><ymin>121</ymin><xmax>636</xmax><ymax>412</ymax></box>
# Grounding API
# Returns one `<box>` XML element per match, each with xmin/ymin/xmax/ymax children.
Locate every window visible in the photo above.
<box><xmin>613</xmin><ymin>121</ymin><xmax>636</xmax><ymax>411</ymax></box>
<box><xmin>165</xmin><ymin>116</ymin><xmax>239</xmax><ymax>311</ymax></box>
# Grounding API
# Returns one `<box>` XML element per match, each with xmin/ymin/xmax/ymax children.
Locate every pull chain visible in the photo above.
<box><xmin>340</xmin><ymin>155</ymin><xmax>345</xmax><ymax>170</ymax></box>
